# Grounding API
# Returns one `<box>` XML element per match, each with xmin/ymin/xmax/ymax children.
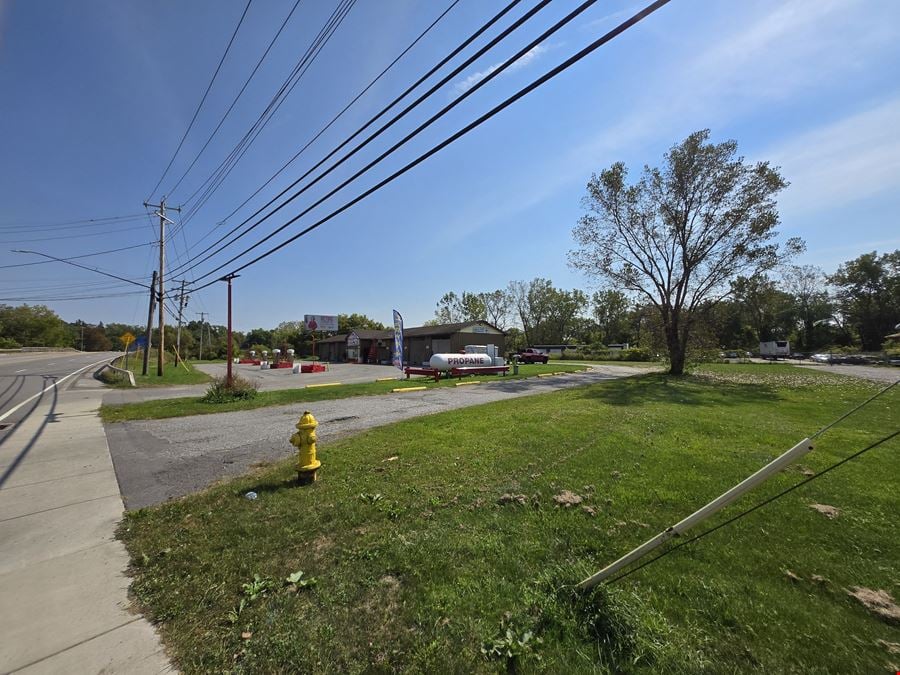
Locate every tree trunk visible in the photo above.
<box><xmin>666</xmin><ymin>323</ymin><xmax>687</xmax><ymax>375</ymax></box>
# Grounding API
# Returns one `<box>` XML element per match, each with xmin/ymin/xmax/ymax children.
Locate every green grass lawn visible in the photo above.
<box><xmin>118</xmin><ymin>365</ymin><xmax>899</xmax><ymax>673</ymax></box>
<box><xmin>551</xmin><ymin>359</ymin><xmax>660</xmax><ymax>367</ymax></box>
<box><xmin>100</xmin><ymin>363</ymin><xmax>591</xmax><ymax>422</ymax></box>
<box><xmin>107</xmin><ymin>351</ymin><xmax>213</xmax><ymax>388</ymax></box>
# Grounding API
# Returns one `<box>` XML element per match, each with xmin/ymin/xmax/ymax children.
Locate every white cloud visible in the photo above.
<box><xmin>434</xmin><ymin>0</ymin><xmax>900</xmax><ymax>261</ymax></box>
<box><xmin>764</xmin><ymin>96</ymin><xmax>900</xmax><ymax>214</ymax></box>
<box><xmin>453</xmin><ymin>44</ymin><xmax>548</xmax><ymax>94</ymax></box>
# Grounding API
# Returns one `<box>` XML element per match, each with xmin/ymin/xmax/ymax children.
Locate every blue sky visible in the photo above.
<box><xmin>1</xmin><ymin>0</ymin><xmax>898</xmax><ymax>331</ymax></box>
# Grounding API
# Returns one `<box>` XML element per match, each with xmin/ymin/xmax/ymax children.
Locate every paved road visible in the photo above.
<box><xmin>106</xmin><ymin>365</ymin><xmax>651</xmax><ymax>509</ymax></box>
<box><xmin>0</xmin><ymin>351</ymin><xmax>119</xmax><ymax>427</ymax></box>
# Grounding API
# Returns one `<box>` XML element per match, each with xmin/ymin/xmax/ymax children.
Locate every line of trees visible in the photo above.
<box><xmin>0</xmin><ymin>307</ymin><xmax>390</xmax><ymax>360</ymax></box>
<box><xmin>428</xmin><ymin>250</ymin><xmax>899</xmax><ymax>363</ymax></box>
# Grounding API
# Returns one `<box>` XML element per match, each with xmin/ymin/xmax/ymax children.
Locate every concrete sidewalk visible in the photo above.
<box><xmin>0</xmin><ymin>376</ymin><xmax>171</xmax><ymax>673</ymax></box>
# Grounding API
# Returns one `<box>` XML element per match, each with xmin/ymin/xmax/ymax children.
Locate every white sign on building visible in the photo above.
<box><xmin>304</xmin><ymin>314</ymin><xmax>338</xmax><ymax>332</ymax></box>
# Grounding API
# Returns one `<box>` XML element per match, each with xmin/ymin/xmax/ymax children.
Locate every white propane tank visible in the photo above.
<box><xmin>429</xmin><ymin>353</ymin><xmax>494</xmax><ymax>370</ymax></box>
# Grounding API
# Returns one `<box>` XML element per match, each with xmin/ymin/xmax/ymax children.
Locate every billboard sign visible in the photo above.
<box><xmin>392</xmin><ymin>310</ymin><xmax>404</xmax><ymax>370</ymax></box>
<box><xmin>304</xmin><ymin>314</ymin><xmax>338</xmax><ymax>332</ymax></box>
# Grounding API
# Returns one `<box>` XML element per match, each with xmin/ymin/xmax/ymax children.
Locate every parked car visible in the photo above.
<box><xmin>516</xmin><ymin>348</ymin><xmax>549</xmax><ymax>364</ymax></box>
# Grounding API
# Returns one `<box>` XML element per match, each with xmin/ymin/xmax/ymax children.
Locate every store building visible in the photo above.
<box><xmin>316</xmin><ymin>321</ymin><xmax>506</xmax><ymax>365</ymax></box>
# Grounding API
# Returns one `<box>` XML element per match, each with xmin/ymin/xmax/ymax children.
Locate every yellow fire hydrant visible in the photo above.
<box><xmin>291</xmin><ymin>411</ymin><xmax>321</xmax><ymax>485</ymax></box>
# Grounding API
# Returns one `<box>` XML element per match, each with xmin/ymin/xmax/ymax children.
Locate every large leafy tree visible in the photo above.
<box><xmin>591</xmin><ymin>290</ymin><xmax>631</xmax><ymax>345</ymax></box>
<box><xmin>506</xmin><ymin>278</ymin><xmax>586</xmax><ymax>345</ymax></box>
<box><xmin>337</xmin><ymin>314</ymin><xmax>386</xmax><ymax>332</ymax></box>
<box><xmin>481</xmin><ymin>290</ymin><xmax>512</xmax><ymax>330</ymax></box>
<box><xmin>781</xmin><ymin>265</ymin><xmax>833</xmax><ymax>351</ymax></box>
<box><xmin>0</xmin><ymin>304</ymin><xmax>73</xmax><ymax>348</ymax></box>
<box><xmin>828</xmin><ymin>250</ymin><xmax>900</xmax><ymax>351</ymax></box>
<box><xmin>730</xmin><ymin>274</ymin><xmax>796</xmax><ymax>343</ymax></box>
<box><xmin>433</xmin><ymin>292</ymin><xmax>486</xmax><ymax>324</ymax></box>
<box><xmin>570</xmin><ymin>130</ymin><xmax>801</xmax><ymax>374</ymax></box>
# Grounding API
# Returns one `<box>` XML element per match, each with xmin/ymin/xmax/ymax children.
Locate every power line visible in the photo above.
<box><xmin>161</xmin><ymin>0</ymin><xmax>307</xmax><ymax>200</ymax></box>
<box><xmin>0</xmin><ymin>242</ymin><xmax>152</xmax><ymax>270</ymax></box>
<box><xmin>0</xmin><ymin>215</ymin><xmax>149</xmax><ymax>233</ymax></box>
<box><xmin>0</xmin><ymin>213</ymin><xmax>147</xmax><ymax>229</ymax></box>
<box><xmin>0</xmin><ymin>290</ymin><xmax>147</xmax><ymax>302</ymax></box>
<box><xmin>183</xmin><ymin>0</ymin><xmax>461</xmax><ymax>239</ymax></box>
<box><xmin>168</xmin><ymin>0</ymin><xmax>541</xmax><ymax>279</ymax></box>
<box><xmin>175</xmin><ymin>0</ymin><xmax>356</xmax><ymax>221</ymax></box>
<box><xmin>11</xmin><ymin>250</ymin><xmax>152</xmax><ymax>289</ymax></box>
<box><xmin>605</xmin><ymin>428</ymin><xmax>900</xmax><ymax>586</ymax></box>
<box><xmin>146</xmin><ymin>0</ymin><xmax>254</xmax><ymax>202</ymax></box>
<box><xmin>0</xmin><ymin>224</ymin><xmax>149</xmax><ymax>244</ymax></box>
<box><xmin>187</xmin><ymin>0</ymin><xmax>610</xmax><ymax>286</ymax></box>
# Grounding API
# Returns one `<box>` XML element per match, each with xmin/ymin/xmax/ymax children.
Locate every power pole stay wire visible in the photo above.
<box><xmin>603</xmin><ymin>428</ymin><xmax>900</xmax><ymax>587</ymax></box>
<box><xmin>577</xmin><ymin>378</ymin><xmax>899</xmax><ymax>589</ymax></box>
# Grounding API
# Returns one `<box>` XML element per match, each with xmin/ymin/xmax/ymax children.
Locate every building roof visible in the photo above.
<box><xmin>351</xmin><ymin>329</ymin><xmax>393</xmax><ymax>340</ymax></box>
<box><xmin>403</xmin><ymin>320</ymin><xmax>504</xmax><ymax>337</ymax></box>
<box><xmin>316</xmin><ymin>321</ymin><xmax>504</xmax><ymax>343</ymax></box>
<box><xmin>318</xmin><ymin>333</ymin><xmax>350</xmax><ymax>343</ymax></box>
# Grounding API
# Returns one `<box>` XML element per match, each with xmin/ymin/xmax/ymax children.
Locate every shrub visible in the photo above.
<box><xmin>620</xmin><ymin>347</ymin><xmax>654</xmax><ymax>361</ymax></box>
<box><xmin>201</xmin><ymin>375</ymin><xmax>260</xmax><ymax>403</ymax></box>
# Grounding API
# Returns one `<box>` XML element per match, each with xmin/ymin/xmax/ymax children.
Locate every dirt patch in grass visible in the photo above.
<box><xmin>878</xmin><ymin>639</ymin><xmax>900</xmax><ymax>655</ymax></box>
<box><xmin>847</xmin><ymin>587</ymin><xmax>900</xmax><ymax>624</ymax></box>
<box><xmin>809</xmin><ymin>503</ymin><xmax>842</xmax><ymax>519</ymax></box>
<box><xmin>553</xmin><ymin>490</ymin><xmax>583</xmax><ymax>507</ymax></box>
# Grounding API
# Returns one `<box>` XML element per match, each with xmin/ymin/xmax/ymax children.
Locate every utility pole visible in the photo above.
<box><xmin>175</xmin><ymin>280</ymin><xmax>187</xmax><ymax>365</ymax></box>
<box><xmin>143</xmin><ymin>196</ymin><xmax>180</xmax><ymax>377</ymax></box>
<box><xmin>197</xmin><ymin>311</ymin><xmax>208</xmax><ymax>360</ymax></box>
<box><xmin>220</xmin><ymin>274</ymin><xmax>239</xmax><ymax>387</ymax></box>
<box><xmin>142</xmin><ymin>270</ymin><xmax>158</xmax><ymax>376</ymax></box>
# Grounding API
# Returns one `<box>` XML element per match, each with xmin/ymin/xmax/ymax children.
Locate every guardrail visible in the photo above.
<box><xmin>96</xmin><ymin>355</ymin><xmax>136</xmax><ymax>387</ymax></box>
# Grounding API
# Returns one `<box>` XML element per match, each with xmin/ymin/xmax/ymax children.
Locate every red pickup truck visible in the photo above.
<box><xmin>517</xmin><ymin>348</ymin><xmax>549</xmax><ymax>364</ymax></box>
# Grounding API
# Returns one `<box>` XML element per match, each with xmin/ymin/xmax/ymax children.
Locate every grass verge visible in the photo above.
<box><xmin>100</xmin><ymin>363</ymin><xmax>591</xmax><ymax>422</ymax></box>
<box><xmin>106</xmin><ymin>351</ymin><xmax>212</xmax><ymax>388</ymax></box>
<box><xmin>119</xmin><ymin>365</ymin><xmax>899</xmax><ymax>672</ymax></box>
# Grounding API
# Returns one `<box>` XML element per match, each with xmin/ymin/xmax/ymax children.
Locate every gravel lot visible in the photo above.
<box><xmin>105</xmin><ymin>365</ymin><xmax>650</xmax><ymax>509</ymax></box>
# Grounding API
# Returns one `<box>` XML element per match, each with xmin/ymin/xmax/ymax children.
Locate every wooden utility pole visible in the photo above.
<box><xmin>142</xmin><ymin>270</ymin><xmax>158</xmax><ymax>376</ymax></box>
<box><xmin>175</xmin><ymin>280</ymin><xmax>187</xmax><ymax>364</ymax></box>
<box><xmin>143</xmin><ymin>196</ymin><xmax>180</xmax><ymax>376</ymax></box>
<box><xmin>197</xmin><ymin>311</ymin><xmax>208</xmax><ymax>360</ymax></box>
<box><xmin>220</xmin><ymin>275</ymin><xmax>239</xmax><ymax>387</ymax></box>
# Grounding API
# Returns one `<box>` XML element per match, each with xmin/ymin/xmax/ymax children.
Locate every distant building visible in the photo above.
<box><xmin>531</xmin><ymin>344</ymin><xmax>589</xmax><ymax>356</ymax></box>
<box><xmin>317</xmin><ymin>320</ymin><xmax>505</xmax><ymax>365</ymax></box>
